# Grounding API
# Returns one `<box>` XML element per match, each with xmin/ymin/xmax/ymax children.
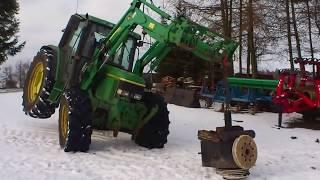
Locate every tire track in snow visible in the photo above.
<box><xmin>88</xmin><ymin>133</ymin><xmax>220</xmax><ymax>179</ymax></box>
<box><xmin>0</xmin><ymin>124</ymin><xmax>181</xmax><ymax>179</ymax></box>
<box><xmin>0</xmin><ymin>124</ymin><xmax>221</xmax><ymax>180</ymax></box>
<box><xmin>0</xmin><ymin>124</ymin><xmax>59</xmax><ymax>151</ymax></box>
<box><xmin>89</xmin><ymin>143</ymin><xmax>212</xmax><ymax>179</ymax></box>
<box><xmin>88</xmin><ymin>135</ymin><xmax>186</xmax><ymax>179</ymax></box>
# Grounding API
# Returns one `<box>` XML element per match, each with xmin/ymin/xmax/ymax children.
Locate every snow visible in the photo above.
<box><xmin>0</xmin><ymin>92</ymin><xmax>319</xmax><ymax>180</ymax></box>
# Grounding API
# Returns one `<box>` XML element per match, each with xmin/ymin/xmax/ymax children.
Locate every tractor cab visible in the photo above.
<box><xmin>58</xmin><ymin>14</ymin><xmax>140</xmax><ymax>86</ymax></box>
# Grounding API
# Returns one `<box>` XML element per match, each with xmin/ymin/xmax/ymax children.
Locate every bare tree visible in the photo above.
<box><xmin>247</xmin><ymin>0</ymin><xmax>258</xmax><ymax>77</ymax></box>
<box><xmin>15</xmin><ymin>60</ymin><xmax>30</xmax><ymax>88</ymax></box>
<box><xmin>291</xmin><ymin>0</ymin><xmax>302</xmax><ymax>58</ymax></box>
<box><xmin>239</xmin><ymin>0</ymin><xmax>243</xmax><ymax>74</ymax></box>
<box><xmin>313</xmin><ymin>0</ymin><xmax>320</xmax><ymax>35</ymax></box>
<box><xmin>3</xmin><ymin>66</ymin><xmax>13</xmax><ymax>81</ymax></box>
<box><xmin>286</xmin><ymin>0</ymin><xmax>294</xmax><ymax>70</ymax></box>
<box><xmin>305</xmin><ymin>0</ymin><xmax>315</xmax><ymax>75</ymax></box>
<box><xmin>1</xmin><ymin>66</ymin><xmax>17</xmax><ymax>88</ymax></box>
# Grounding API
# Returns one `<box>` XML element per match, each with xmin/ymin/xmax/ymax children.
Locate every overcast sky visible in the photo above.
<box><xmin>3</xmin><ymin>0</ymin><xmax>141</xmax><ymax>66</ymax></box>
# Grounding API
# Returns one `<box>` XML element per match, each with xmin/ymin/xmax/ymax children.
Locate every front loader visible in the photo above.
<box><xmin>23</xmin><ymin>0</ymin><xmax>257</xmax><ymax>176</ymax></box>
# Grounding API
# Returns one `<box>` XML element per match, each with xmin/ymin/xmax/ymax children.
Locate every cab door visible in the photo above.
<box><xmin>57</xmin><ymin>15</ymin><xmax>87</xmax><ymax>88</ymax></box>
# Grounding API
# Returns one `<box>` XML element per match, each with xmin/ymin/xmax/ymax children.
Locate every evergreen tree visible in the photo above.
<box><xmin>0</xmin><ymin>0</ymin><xmax>25</xmax><ymax>65</ymax></box>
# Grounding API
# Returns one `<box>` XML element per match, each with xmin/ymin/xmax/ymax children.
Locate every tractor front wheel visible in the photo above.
<box><xmin>135</xmin><ymin>92</ymin><xmax>170</xmax><ymax>149</ymax></box>
<box><xmin>59</xmin><ymin>88</ymin><xmax>93</xmax><ymax>152</ymax></box>
<box><xmin>22</xmin><ymin>47</ymin><xmax>57</xmax><ymax>118</ymax></box>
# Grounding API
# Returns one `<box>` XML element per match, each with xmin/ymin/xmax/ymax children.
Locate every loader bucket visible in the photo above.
<box><xmin>163</xmin><ymin>87</ymin><xmax>200</xmax><ymax>108</ymax></box>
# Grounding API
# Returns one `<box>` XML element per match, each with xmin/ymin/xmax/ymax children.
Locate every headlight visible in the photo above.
<box><xmin>117</xmin><ymin>89</ymin><xmax>142</xmax><ymax>100</ymax></box>
<box><xmin>117</xmin><ymin>89</ymin><xmax>129</xmax><ymax>97</ymax></box>
<box><xmin>122</xmin><ymin>91</ymin><xmax>129</xmax><ymax>97</ymax></box>
<box><xmin>117</xmin><ymin>89</ymin><xmax>123</xmax><ymax>95</ymax></box>
<box><xmin>133</xmin><ymin>94</ymin><xmax>142</xmax><ymax>100</ymax></box>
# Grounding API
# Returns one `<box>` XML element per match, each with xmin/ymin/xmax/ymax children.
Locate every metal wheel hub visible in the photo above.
<box><xmin>59</xmin><ymin>99</ymin><xmax>69</xmax><ymax>141</ymax></box>
<box><xmin>232</xmin><ymin>135</ymin><xmax>257</xmax><ymax>170</ymax></box>
<box><xmin>27</xmin><ymin>62</ymin><xmax>44</xmax><ymax>103</ymax></box>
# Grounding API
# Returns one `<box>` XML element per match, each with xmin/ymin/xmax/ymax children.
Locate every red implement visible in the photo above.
<box><xmin>273</xmin><ymin>58</ymin><xmax>320</xmax><ymax>113</ymax></box>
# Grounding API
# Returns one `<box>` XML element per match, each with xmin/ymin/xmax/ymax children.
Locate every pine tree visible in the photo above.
<box><xmin>0</xmin><ymin>0</ymin><xmax>25</xmax><ymax>65</ymax></box>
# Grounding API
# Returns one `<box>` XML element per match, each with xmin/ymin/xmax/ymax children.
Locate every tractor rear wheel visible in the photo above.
<box><xmin>22</xmin><ymin>47</ymin><xmax>57</xmax><ymax>118</ymax></box>
<box><xmin>59</xmin><ymin>88</ymin><xmax>93</xmax><ymax>152</ymax></box>
<box><xmin>135</xmin><ymin>92</ymin><xmax>170</xmax><ymax>149</ymax></box>
<box><xmin>302</xmin><ymin>111</ymin><xmax>317</xmax><ymax>122</ymax></box>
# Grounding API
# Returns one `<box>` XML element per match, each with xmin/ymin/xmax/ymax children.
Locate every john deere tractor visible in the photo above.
<box><xmin>23</xmin><ymin>0</ymin><xmax>239</xmax><ymax>152</ymax></box>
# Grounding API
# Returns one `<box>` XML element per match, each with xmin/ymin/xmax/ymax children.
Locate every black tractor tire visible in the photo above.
<box><xmin>302</xmin><ymin>111</ymin><xmax>317</xmax><ymax>122</ymax></box>
<box><xmin>22</xmin><ymin>47</ymin><xmax>57</xmax><ymax>118</ymax></box>
<box><xmin>135</xmin><ymin>92</ymin><xmax>170</xmax><ymax>149</ymax></box>
<box><xmin>199</xmin><ymin>97</ymin><xmax>213</xmax><ymax>108</ymax></box>
<box><xmin>59</xmin><ymin>88</ymin><xmax>93</xmax><ymax>152</ymax></box>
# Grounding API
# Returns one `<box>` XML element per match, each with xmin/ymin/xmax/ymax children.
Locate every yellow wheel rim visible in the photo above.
<box><xmin>59</xmin><ymin>99</ymin><xmax>69</xmax><ymax>141</ymax></box>
<box><xmin>27</xmin><ymin>62</ymin><xmax>44</xmax><ymax>103</ymax></box>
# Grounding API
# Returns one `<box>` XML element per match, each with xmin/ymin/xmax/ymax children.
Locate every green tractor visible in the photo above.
<box><xmin>23</xmin><ymin>0</ymin><xmax>238</xmax><ymax>152</ymax></box>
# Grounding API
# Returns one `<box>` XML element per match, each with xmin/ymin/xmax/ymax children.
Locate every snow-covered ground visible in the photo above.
<box><xmin>0</xmin><ymin>92</ymin><xmax>319</xmax><ymax>180</ymax></box>
<box><xmin>0</xmin><ymin>88</ymin><xmax>22</xmax><ymax>93</ymax></box>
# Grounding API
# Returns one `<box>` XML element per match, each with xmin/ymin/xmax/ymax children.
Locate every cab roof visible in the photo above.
<box><xmin>76</xmin><ymin>14</ymin><xmax>141</xmax><ymax>40</ymax></box>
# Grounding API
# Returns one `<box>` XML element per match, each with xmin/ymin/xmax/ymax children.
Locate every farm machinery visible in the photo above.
<box><xmin>200</xmin><ymin>77</ymin><xmax>278</xmax><ymax>114</ymax></box>
<box><xmin>273</xmin><ymin>58</ymin><xmax>320</xmax><ymax>125</ymax></box>
<box><xmin>22</xmin><ymin>0</ymin><xmax>257</xmax><ymax>176</ymax></box>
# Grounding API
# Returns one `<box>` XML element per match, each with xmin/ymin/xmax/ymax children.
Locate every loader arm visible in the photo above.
<box><xmin>80</xmin><ymin>0</ymin><xmax>238</xmax><ymax>90</ymax></box>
